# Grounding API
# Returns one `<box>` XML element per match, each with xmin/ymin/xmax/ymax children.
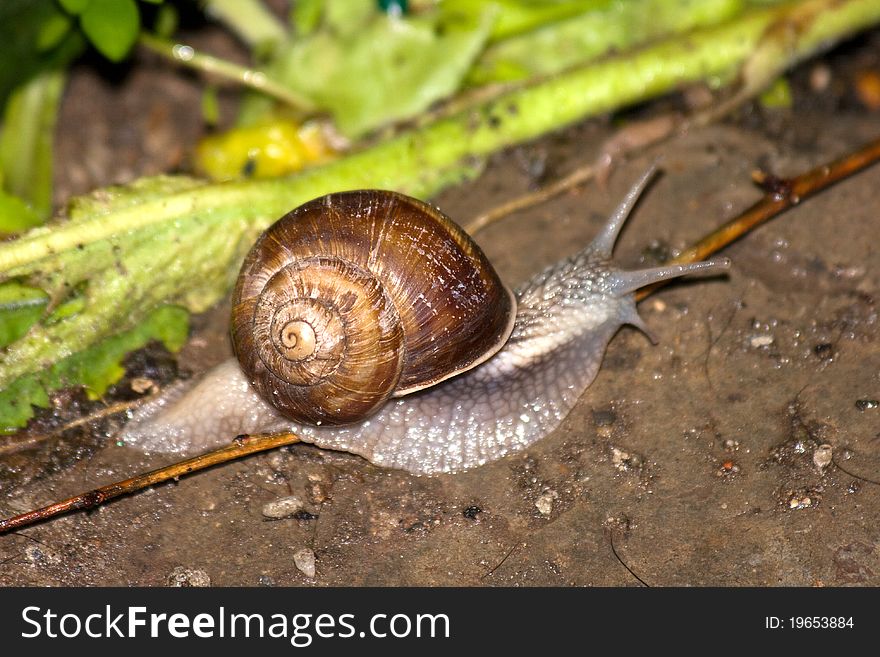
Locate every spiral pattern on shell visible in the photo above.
<box><xmin>231</xmin><ymin>190</ymin><xmax>516</xmax><ymax>426</ymax></box>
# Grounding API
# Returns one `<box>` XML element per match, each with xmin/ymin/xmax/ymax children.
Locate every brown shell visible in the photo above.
<box><xmin>231</xmin><ymin>190</ymin><xmax>516</xmax><ymax>426</ymax></box>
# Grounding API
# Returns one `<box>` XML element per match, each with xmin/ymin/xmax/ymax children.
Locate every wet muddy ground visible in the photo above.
<box><xmin>1</xmin><ymin>31</ymin><xmax>879</xmax><ymax>586</ymax></box>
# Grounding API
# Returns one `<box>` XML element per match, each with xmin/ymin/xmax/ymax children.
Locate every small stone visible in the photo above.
<box><xmin>855</xmin><ymin>399</ymin><xmax>879</xmax><ymax>411</ymax></box>
<box><xmin>166</xmin><ymin>566</ymin><xmax>211</xmax><ymax>587</ymax></box>
<box><xmin>308</xmin><ymin>481</ymin><xmax>329</xmax><ymax>504</ymax></box>
<box><xmin>24</xmin><ymin>545</ymin><xmax>45</xmax><ymax>564</ymax></box>
<box><xmin>809</xmin><ymin>63</ymin><xmax>832</xmax><ymax>92</ymax></box>
<box><xmin>462</xmin><ymin>505</ymin><xmax>482</xmax><ymax>520</ymax></box>
<box><xmin>788</xmin><ymin>495</ymin><xmax>813</xmax><ymax>510</ymax></box>
<box><xmin>130</xmin><ymin>377</ymin><xmax>156</xmax><ymax>394</ymax></box>
<box><xmin>592</xmin><ymin>409</ymin><xmax>617</xmax><ymax>426</ymax></box>
<box><xmin>611</xmin><ymin>447</ymin><xmax>642</xmax><ymax>471</ymax></box>
<box><xmin>293</xmin><ymin>548</ymin><xmax>316</xmax><ymax>578</ymax></box>
<box><xmin>535</xmin><ymin>490</ymin><xmax>556</xmax><ymax>516</ymax></box>
<box><xmin>24</xmin><ymin>544</ymin><xmax>60</xmax><ymax>565</ymax></box>
<box><xmin>262</xmin><ymin>495</ymin><xmax>304</xmax><ymax>519</ymax></box>
<box><xmin>813</xmin><ymin>444</ymin><xmax>833</xmax><ymax>471</ymax></box>
<box><xmin>267</xmin><ymin>452</ymin><xmax>286</xmax><ymax>470</ymax></box>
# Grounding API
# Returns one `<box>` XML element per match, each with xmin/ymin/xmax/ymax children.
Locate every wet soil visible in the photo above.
<box><xmin>1</xmin><ymin>32</ymin><xmax>879</xmax><ymax>586</ymax></box>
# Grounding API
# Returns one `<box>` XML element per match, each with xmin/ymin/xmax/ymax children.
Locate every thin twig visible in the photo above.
<box><xmin>0</xmin><ymin>432</ymin><xmax>300</xmax><ymax>533</ymax></box>
<box><xmin>635</xmin><ymin>135</ymin><xmax>880</xmax><ymax>301</ymax></box>
<box><xmin>0</xmin><ymin>397</ymin><xmax>149</xmax><ymax>457</ymax></box>
<box><xmin>481</xmin><ymin>542</ymin><xmax>523</xmax><ymax>580</ymax></box>
<box><xmin>464</xmin><ymin>162</ymin><xmax>599</xmax><ymax>235</ymax></box>
<box><xmin>608</xmin><ymin>530</ymin><xmax>650</xmax><ymax>587</ymax></box>
<box><xmin>464</xmin><ymin>113</ymin><xmax>680</xmax><ymax>234</ymax></box>
<box><xmin>139</xmin><ymin>34</ymin><xmax>316</xmax><ymax>114</ymax></box>
<box><xmin>832</xmin><ymin>457</ymin><xmax>880</xmax><ymax>486</ymax></box>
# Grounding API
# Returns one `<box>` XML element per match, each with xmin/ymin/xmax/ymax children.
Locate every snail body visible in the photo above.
<box><xmin>121</xmin><ymin>169</ymin><xmax>728</xmax><ymax>474</ymax></box>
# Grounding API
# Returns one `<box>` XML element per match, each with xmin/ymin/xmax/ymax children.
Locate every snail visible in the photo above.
<box><xmin>121</xmin><ymin>168</ymin><xmax>729</xmax><ymax>474</ymax></box>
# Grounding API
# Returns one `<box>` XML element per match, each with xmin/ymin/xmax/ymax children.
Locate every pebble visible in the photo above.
<box><xmin>130</xmin><ymin>377</ymin><xmax>156</xmax><ymax>394</ymax></box>
<box><xmin>809</xmin><ymin>63</ymin><xmax>832</xmax><ymax>92</ymax></box>
<box><xmin>749</xmin><ymin>335</ymin><xmax>774</xmax><ymax>348</ymax></box>
<box><xmin>813</xmin><ymin>444</ymin><xmax>833</xmax><ymax>471</ymax></box>
<box><xmin>262</xmin><ymin>495</ymin><xmax>304</xmax><ymax>519</ymax></box>
<box><xmin>293</xmin><ymin>548</ymin><xmax>316</xmax><ymax>578</ymax></box>
<box><xmin>166</xmin><ymin>566</ymin><xmax>211</xmax><ymax>587</ymax></box>
<box><xmin>788</xmin><ymin>495</ymin><xmax>813</xmax><ymax>510</ymax></box>
<box><xmin>611</xmin><ymin>447</ymin><xmax>642</xmax><ymax>471</ymax></box>
<box><xmin>267</xmin><ymin>452</ymin><xmax>286</xmax><ymax>470</ymax></box>
<box><xmin>24</xmin><ymin>544</ymin><xmax>62</xmax><ymax>566</ymax></box>
<box><xmin>535</xmin><ymin>490</ymin><xmax>556</xmax><ymax>516</ymax></box>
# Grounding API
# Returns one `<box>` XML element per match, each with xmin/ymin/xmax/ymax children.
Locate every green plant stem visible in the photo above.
<box><xmin>467</xmin><ymin>0</ymin><xmax>745</xmax><ymax>85</ymax></box>
<box><xmin>138</xmin><ymin>33</ymin><xmax>315</xmax><ymax>113</ymax></box>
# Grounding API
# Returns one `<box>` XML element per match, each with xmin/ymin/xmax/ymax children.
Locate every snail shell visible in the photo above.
<box><xmin>230</xmin><ymin>190</ymin><xmax>516</xmax><ymax>425</ymax></box>
<box><xmin>121</xmin><ymin>168</ymin><xmax>729</xmax><ymax>474</ymax></box>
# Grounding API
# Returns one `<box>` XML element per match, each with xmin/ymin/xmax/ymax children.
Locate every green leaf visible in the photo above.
<box><xmin>321</xmin><ymin>0</ymin><xmax>377</xmax><ymax>37</ymax></box>
<box><xmin>153</xmin><ymin>2</ymin><xmax>178</xmax><ymax>38</ymax></box>
<box><xmin>0</xmin><ymin>69</ymin><xmax>65</xmax><ymax>220</ymax></box>
<box><xmin>442</xmin><ymin>0</ymin><xmax>611</xmax><ymax>42</ymax></box>
<box><xmin>759</xmin><ymin>77</ymin><xmax>793</xmax><ymax>108</ymax></box>
<box><xmin>46</xmin><ymin>292</ymin><xmax>86</xmax><ymax>324</ymax></box>
<box><xmin>0</xmin><ymin>376</ymin><xmax>48</xmax><ymax>432</ymax></box>
<box><xmin>59</xmin><ymin>0</ymin><xmax>91</xmax><ymax>14</ymax></box>
<box><xmin>0</xmin><ymin>175</ymin><xmax>244</xmax><ymax>396</ymax></box>
<box><xmin>0</xmin><ymin>281</ymin><xmax>49</xmax><ymax>348</ymax></box>
<box><xmin>291</xmin><ymin>0</ymin><xmax>324</xmax><ymax>37</ymax></box>
<box><xmin>201</xmin><ymin>0</ymin><xmax>288</xmax><ymax>51</ymax></box>
<box><xmin>0</xmin><ymin>190</ymin><xmax>44</xmax><ymax>235</ymax></box>
<box><xmin>80</xmin><ymin>0</ymin><xmax>139</xmax><ymax>61</ymax></box>
<box><xmin>0</xmin><ymin>304</ymin><xmax>189</xmax><ymax>433</ymax></box>
<box><xmin>267</xmin><ymin>4</ymin><xmax>496</xmax><ymax>138</ymax></box>
<box><xmin>0</xmin><ymin>0</ymin><xmax>84</xmax><ymax>109</ymax></box>
<box><xmin>36</xmin><ymin>10</ymin><xmax>73</xmax><ymax>51</ymax></box>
